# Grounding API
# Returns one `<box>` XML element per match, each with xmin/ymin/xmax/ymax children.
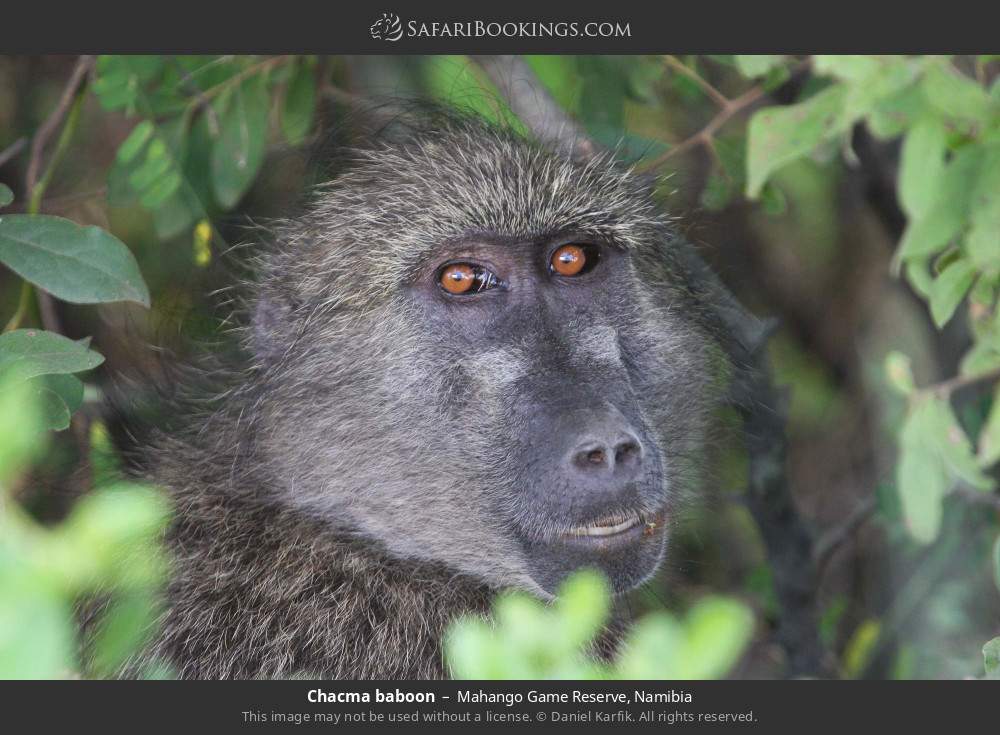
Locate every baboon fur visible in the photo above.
<box><xmin>130</xmin><ymin>113</ymin><xmax>731</xmax><ymax>679</ymax></box>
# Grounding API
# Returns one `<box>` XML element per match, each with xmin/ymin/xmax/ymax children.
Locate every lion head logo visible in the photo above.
<box><xmin>370</xmin><ymin>13</ymin><xmax>403</xmax><ymax>42</ymax></box>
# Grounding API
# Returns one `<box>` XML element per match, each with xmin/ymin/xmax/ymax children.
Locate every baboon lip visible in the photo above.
<box><xmin>559</xmin><ymin>511</ymin><xmax>664</xmax><ymax>545</ymax></box>
<box><xmin>567</xmin><ymin>515</ymin><xmax>641</xmax><ymax>537</ymax></box>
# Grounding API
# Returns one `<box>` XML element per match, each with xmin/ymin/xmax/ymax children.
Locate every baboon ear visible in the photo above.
<box><xmin>251</xmin><ymin>292</ymin><xmax>293</xmax><ymax>364</ymax></box>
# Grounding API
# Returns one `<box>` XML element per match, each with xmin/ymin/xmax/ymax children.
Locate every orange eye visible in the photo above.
<box><xmin>438</xmin><ymin>263</ymin><xmax>501</xmax><ymax>295</ymax></box>
<box><xmin>440</xmin><ymin>263</ymin><xmax>476</xmax><ymax>294</ymax></box>
<box><xmin>551</xmin><ymin>244</ymin><xmax>587</xmax><ymax>276</ymax></box>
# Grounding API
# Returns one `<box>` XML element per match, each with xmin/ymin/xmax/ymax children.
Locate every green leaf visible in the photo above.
<box><xmin>280</xmin><ymin>61</ymin><xmax>316</xmax><ymax>145</ymax></box>
<box><xmin>984</xmin><ymin>637</ymin><xmax>1000</xmax><ymax>679</ymax></box>
<box><xmin>816</xmin><ymin>56</ymin><xmax>917</xmax><ymax>127</ymax></box>
<box><xmin>88</xmin><ymin>593</ymin><xmax>160</xmax><ymax>677</ymax></box>
<box><xmin>867</xmin><ymin>83</ymin><xmax>928</xmax><ymax>139</ymax></box>
<box><xmin>30</xmin><ymin>373</ymin><xmax>84</xmax><ymax>432</ymax></box>
<box><xmin>0</xmin><ymin>215</ymin><xmax>150</xmax><ymax>306</ymax></box>
<box><xmin>116</xmin><ymin>120</ymin><xmax>155</xmax><ymax>164</ymax></box>
<box><xmin>674</xmin><ymin>597</ymin><xmax>754</xmax><ymax>679</ymax></box>
<box><xmin>904</xmin><ymin>259</ymin><xmax>934</xmax><ymax>298</ymax></box>
<box><xmin>145</xmin><ymin>117</ymin><xmax>209</xmax><ymax>240</ymax></box>
<box><xmin>127</xmin><ymin>138</ymin><xmax>172</xmax><ymax>191</ymax></box>
<box><xmin>112</xmin><ymin>116</ymin><xmax>192</xmax><ymax>225</ymax></box>
<box><xmin>961</xmin><ymin>338</ymin><xmax>1000</xmax><ymax>377</ymax></box>
<box><xmin>885</xmin><ymin>351</ymin><xmax>916</xmax><ymax>395</ymax></box>
<box><xmin>897</xmin><ymin>145</ymin><xmax>983</xmax><ymax>262</ymax></box>
<box><xmin>897</xmin><ymin>398</ymin><xmax>959</xmax><ymax>543</ymax></box>
<box><xmin>927</xmin><ymin>397</ymin><xmax>994</xmax><ymax>490</ymax></box>
<box><xmin>922</xmin><ymin>62</ymin><xmax>993</xmax><ymax>127</ymax></box>
<box><xmin>928</xmin><ymin>258</ymin><xmax>976</xmax><ymax>327</ymax></box>
<box><xmin>615</xmin><ymin>612</ymin><xmax>684</xmax><ymax>678</ymax></box>
<box><xmin>965</xmin><ymin>143</ymin><xmax>1000</xmax><ymax>272</ymax></box>
<box><xmin>843</xmin><ymin>618</ymin><xmax>881</xmax><ymax>678</ymax></box>
<box><xmin>93</xmin><ymin>56</ymin><xmax>165</xmax><ymax>114</ymax></box>
<box><xmin>59</xmin><ymin>483</ymin><xmax>170</xmax><ymax>590</ymax></box>
<box><xmin>978</xmin><ymin>386</ymin><xmax>1000</xmax><ymax>467</ymax></box>
<box><xmin>745</xmin><ymin>83</ymin><xmax>848</xmax><ymax>198</ymax></box>
<box><xmin>211</xmin><ymin>75</ymin><xmax>270</xmax><ymax>209</ymax></box>
<box><xmin>733</xmin><ymin>55</ymin><xmax>785</xmax><ymax>78</ymax></box>
<box><xmin>554</xmin><ymin>569</ymin><xmax>610</xmax><ymax>650</ymax></box>
<box><xmin>0</xmin><ymin>183</ymin><xmax>13</xmax><ymax>208</ymax></box>
<box><xmin>896</xmin><ymin>444</ymin><xmax>947</xmax><ymax>543</ymax></box>
<box><xmin>138</xmin><ymin>170</ymin><xmax>182</xmax><ymax>209</ymax></box>
<box><xmin>898</xmin><ymin>117</ymin><xmax>947</xmax><ymax>220</ymax></box>
<box><xmin>814</xmin><ymin>55</ymin><xmax>885</xmax><ymax>81</ymax></box>
<box><xmin>0</xmin><ymin>329</ymin><xmax>104</xmax><ymax>382</ymax></box>
<box><xmin>0</xmin><ymin>572</ymin><xmax>76</xmax><ymax>678</ymax></box>
<box><xmin>0</xmin><ymin>373</ymin><xmax>45</xmax><ymax>481</ymax></box>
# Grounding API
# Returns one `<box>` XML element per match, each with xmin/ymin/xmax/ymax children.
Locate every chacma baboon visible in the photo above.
<box><xmin>131</xmin><ymin>113</ymin><xmax>731</xmax><ymax>679</ymax></box>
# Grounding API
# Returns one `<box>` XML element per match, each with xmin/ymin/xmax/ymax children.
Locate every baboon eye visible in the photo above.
<box><xmin>550</xmin><ymin>244</ymin><xmax>599</xmax><ymax>277</ymax></box>
<box><xmin>438</xmin><ymin>263</ymin><xmax>501</xmax><ymax>295</ymax></box>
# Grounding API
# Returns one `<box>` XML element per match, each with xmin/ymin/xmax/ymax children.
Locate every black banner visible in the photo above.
<box><xmin>2</xmin><ymin>679</ymin><xmax>996</xmax><ymax>732</ymax></box>
<box><xmin>1</xmin><ymin>4</ymin><xmax>995</xmax><ymax>54</ymax></box>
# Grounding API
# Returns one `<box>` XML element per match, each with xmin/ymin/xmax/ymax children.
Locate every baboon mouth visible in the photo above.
<box><xmin>567</xmin><ymin>515</ymin><xmax>641</xmax><ymax>537</ymax></box>
<box><xmin>560</xmin><ymin>511</ymin><xmax>664</xmax><ymax>545</ymax></box>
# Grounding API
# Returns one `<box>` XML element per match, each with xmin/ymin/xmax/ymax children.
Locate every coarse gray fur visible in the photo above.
<box><xmin>129</xmin><ymin>112</ymin><xmax>732</xmax><ymax>679</ymax></box>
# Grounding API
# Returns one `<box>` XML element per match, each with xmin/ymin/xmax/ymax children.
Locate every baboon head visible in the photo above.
<box><xmin>250</xmin><ymin>115</ymin><xmax>725</xmax><ymax>597</ymax></box>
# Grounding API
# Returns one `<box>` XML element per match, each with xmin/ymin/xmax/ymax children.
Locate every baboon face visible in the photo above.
<box><xmin>254</xmin><ymin>123</ymin><xmax>718</xmax><ymax>597</ymax></box>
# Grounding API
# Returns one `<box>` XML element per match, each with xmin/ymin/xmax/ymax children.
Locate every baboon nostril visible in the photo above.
<box><xmin>615</xmin><ymin>439</ymin><xmax>641</xmax><ymax>465</ymax></box>
<box><xmin>573</xmin><ymin>444</ymin><xmax>611</xmax><ymax>470</ymax></box>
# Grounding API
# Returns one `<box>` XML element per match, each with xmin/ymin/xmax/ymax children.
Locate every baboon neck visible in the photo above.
<box><xmin>150</xmin><ymin>468</ymin><xmax>493</xmax><ymax>679</ymax></box>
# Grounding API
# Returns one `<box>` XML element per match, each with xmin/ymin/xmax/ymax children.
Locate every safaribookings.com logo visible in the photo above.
<box><xmin>370</xmin><ymin>13</ymin><xmax>404</xmax><ymax>41</ymax></box>
<box><xmin>369</xmin><ymin>14</ymin><xmax>631</xmax><ymax>42</ymax></box>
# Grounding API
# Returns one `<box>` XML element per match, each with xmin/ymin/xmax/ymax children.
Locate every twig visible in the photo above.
<box><xmin>185</xmin><ymin>55</ymin><xmax>290</xmax><ymax>117</ymax></box>
<box><xmin>0</xmin><ymin>136</ymin><xmax>27</xmax><ymax>169</ymax></box>
<box><xmin>814</xmin><ymin>496</ymin><xmax>878</xmax><ymax>572</ymax></box>
<box><xmin>663</xmin><ymin>55</ymin><xmax>730</xmax><ymax>108</ymax></box>
<box><xmin>953</xmin><ymin>485</ymin><xmax>1000</xmax><ymax>512</ymax></box>
<box><xmin>927</xmin><ymin>366</ymin><xmax>1000</xmax><ymax>399</ymax></box>
<box><xmin>25</xmin><ymin>56</ymin><xmax>94</xmax><ymax>196</ymax></box>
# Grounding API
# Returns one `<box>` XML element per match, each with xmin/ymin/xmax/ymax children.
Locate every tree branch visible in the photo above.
<box><xmin>470</xmin><ymin>55</ymin><xmax>599</xmax><ymax>159</ymax></box>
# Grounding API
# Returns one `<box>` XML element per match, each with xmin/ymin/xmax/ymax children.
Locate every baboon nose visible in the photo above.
<box><xmin>567</xmin><ymin>411</ymin><xmax>644</xmax><ymax>479</ymax></box>
<box><xmin>571</xmin><ymin>435</ymin><xmax>643</xmax><ymax>474</ymax></box>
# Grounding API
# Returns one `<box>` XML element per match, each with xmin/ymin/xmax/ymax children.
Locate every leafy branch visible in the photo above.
<box><xmin>639</xmin><ymin>57</ymin><xmax>810</xmax><ymax>171</ymax></box>
<box><xmin>4</xmin><ymin>56</ymin><xmax>94</xmax><ymax>334</ymax></box>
